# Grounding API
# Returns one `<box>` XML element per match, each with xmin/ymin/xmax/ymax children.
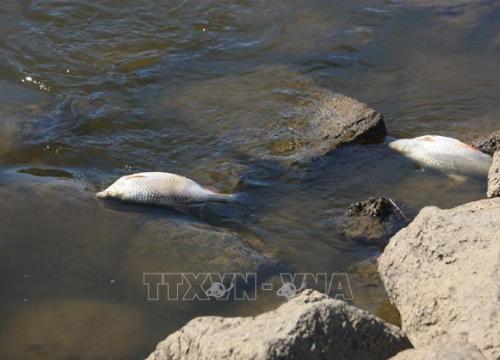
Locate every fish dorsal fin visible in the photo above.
<box><xmin>416</xmin><ymin>135</ymin><xmax>436</xmax><ymax>142</ymax></box>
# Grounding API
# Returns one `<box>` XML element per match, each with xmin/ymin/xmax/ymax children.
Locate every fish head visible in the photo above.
<box><xmin>96</xmin><ymin>180</ymin><xmax>127</xmax><ymax>199</ymax></box>
<box><xmin>387</xmin><ymin>138</ymin><xmax>414</xmax><ymax>155</ymax></box>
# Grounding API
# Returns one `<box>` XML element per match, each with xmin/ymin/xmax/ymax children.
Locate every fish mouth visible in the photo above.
<box><xmin>96</xmin><ymin>190</ymin><xmax>108</xmax><ymax>199</ymax></box>
<box><xmin>387</xmin><ymin>140</ymin><xmax>401</xmax><ymax>151</ymax></box>
<box><xmin>387</xmin><ymin>139</ymin><xmax>408</xmax><ymax>154</ymax></box>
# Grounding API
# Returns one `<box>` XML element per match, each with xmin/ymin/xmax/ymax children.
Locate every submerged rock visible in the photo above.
<box><xmin>163</xmin><ymin>65</ymin><xmax>386</xmax><ymax>166</ymax></box>
<box><xmin>0</xmin><ymin>300</ymin><xmax>146</xmax><ymax>360</ymax></box>
<box><xmin>0</xmin><ymin>167</ymin><xmax>141</xmax><ymax>292</ymax></box>
<box><xmin>487</xmin><ymin>151</ymin><xmax>500</xmax><ymax>198</ymax></box>
<box><xmin>390</xmin><ymin>341</ymin><xmax>486</xmax><ymax>360</ymax></box>
<box><xmin>336</xmin><ymin>197</ymin><xmax>410</xmax><ymax>248</ymax></box>
<box><xmin>122</xmin><ymin>217</ymin><xmax>276</xmax><ymax>292</ymax></box>
<box><xmin>146</xmin><ymin>289</ymin><xmax>411</xmax><ymax>360</ymax></box>
<box><xmin>473</xmin><ymin>130</ymin><xmax>500</xmax><ymax>156</ymax></box>
<box><xmin>379</xmin><ymin>198</ymin><xmax>500</xmax><ymax>359</ymax></box>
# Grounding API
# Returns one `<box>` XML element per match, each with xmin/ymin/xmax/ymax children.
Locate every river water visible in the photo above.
<box><xmin>0</xmin><ymin>0</ymin><xmax>499</xmax><ymax>359</ymax></box>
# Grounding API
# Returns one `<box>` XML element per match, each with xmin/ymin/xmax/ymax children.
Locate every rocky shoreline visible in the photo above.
<box><xmin>146</xmin><ymin>113</ymin><xmax>500</xmax><ymax>358</ymax></box>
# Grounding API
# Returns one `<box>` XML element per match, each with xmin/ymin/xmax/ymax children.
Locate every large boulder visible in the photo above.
<box><xmin>336</xmin><ymin>197</ymin><xmax>410</xmax><ymax>249</ymax></box>
<box><xmin>146</xmin><ymin>289</ymin><xmax>411</xmax><ymax>360</ymax></box>
<box><xmin>390</xmin><ymin>342</ymin><xmax>486</xmax><ymax>360</ymax></box>
<box><xmin>379</xmin><ymin>198</ymin><xmax>500</xmax><ymax>359</ymax></box>
<box><xmin>473</xmin><ymin>130</ymin><xmax>500</xmax><ymax>156</ymax></box>
<box><xmin>487</xmin><ymin>151</ymin><xmax>500</xmax><ymax>198</ymax></box>
<box><xmin>160</xmin><ymin>65</ymin><xmax>386</xmax><ymax>166</ymax></box>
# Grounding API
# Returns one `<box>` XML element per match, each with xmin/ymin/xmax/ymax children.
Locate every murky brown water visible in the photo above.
<box><xmin>1</xmin><ymin>0</ymin><xmax>499</xmax><ymax>359</ymax></box>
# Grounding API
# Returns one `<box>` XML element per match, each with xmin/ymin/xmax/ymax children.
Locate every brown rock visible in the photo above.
<box><xmin>379</xmin><ymin>198</ymin><xmax>500</xmax><ymax>359</ymax></box>
<box><xmin>336</xmin><ymin>197</ymin><xmax>410</xmax><ymax>249</ymax></box>
<box><xmin>487</xmin><ymin>151</ymin><xmax>500</xmax><ymax>198</ymax></box>
<box><xmin>473</xmin><ymin>130</ymin><xmax>500</xmax><ymax>156</ymax></box>
<box><xmin>390</xmin><ymin>341</ymin><xmax>486</xmax><ymax>360</ymax></box>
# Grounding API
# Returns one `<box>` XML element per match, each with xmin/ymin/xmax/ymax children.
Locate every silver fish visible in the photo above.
<box><xmin>388</xmin><ymin>135</ymin><xmax>492</xmax><ymax>177</ymax></box>
<box><xmin>96</xmin><ymin>172</ymin><xmax>237</xmax><ymax>206</ymax></box>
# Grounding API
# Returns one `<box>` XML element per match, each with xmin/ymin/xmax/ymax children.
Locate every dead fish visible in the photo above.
<box><xmin>388</xmin><ymin>135</ymin><xmax>492</xmax><ymax>177</ymax></box>
<box><xmin>96</xmin><ymin>172</ymin><xmax>238</xmax><ymax>206</ymax></box>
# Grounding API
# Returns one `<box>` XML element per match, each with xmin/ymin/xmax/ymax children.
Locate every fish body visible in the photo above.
<box><xmin>96</xmin><ymin>172</ymin><xmax>236</xmax><ymax>206</ymax></box>
<box><xmin>388</xmin><ymin>135</ymin><xmax>492</xmax><ymax>177</ymax></box>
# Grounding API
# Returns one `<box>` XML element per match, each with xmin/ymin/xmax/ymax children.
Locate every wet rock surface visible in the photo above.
<box><xmin>164</xmin><ymin>65</ymin><xmax>386</xmax><ymax>166</ymax></box>
<box><xmin>390</xmin><ymin>341</ymin><xmax>486</xmax><ymax>360</ymax></box>
<box><xmin>379</xmin><ymin>198</ymin><xmax>500</xmax><ymax>359</ymax></box>
<box><xmin>473</xmin><ymin>130</ymin><xmax>500</xmax><ymax>156</ymax></box>
<box><xmin>146</xmin><ymin>289</ymin><xmax>411</xmax><ymax>360</ymax></box>
<box><xmin>487</xmin><ymin>151</ymin><xmax>500</xmax><ymax>198</ymax></box>
<box><xmin>336</xmin><ymin>197</ymin><xmax>410</xmax><ymax>248</ymax></box>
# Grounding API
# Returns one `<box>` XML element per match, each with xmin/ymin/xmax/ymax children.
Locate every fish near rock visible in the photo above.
<box><xmin>388</xmin><ymin>135</ymin><xmax>492</xmax><ymax>177</ymax></box>
<box><xmin>96</xmin><ymin>172</ymin><xmax>238</xmax><ymax>207</ymax></box>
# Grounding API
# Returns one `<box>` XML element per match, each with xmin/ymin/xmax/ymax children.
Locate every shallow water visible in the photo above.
<box><xmin>0</xmin><ymin>0</ymin><xmax>499</xmax><ymax>358</ymax></box>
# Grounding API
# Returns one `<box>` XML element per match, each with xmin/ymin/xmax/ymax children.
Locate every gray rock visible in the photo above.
<box><xmin>473</xmin><ymin>130</ymin><xmax>500</xmax><ymax>156</ymax></box>
<box><xmin>390</xmin><ymin>341</ymin><xmax>486</xmax><ymax>360</ymax></box>
<box><xmin>146</xmin><ymin>289</ymin><xmax>412</xmax><ymax>360</ymax></box>
<box><xmin>379</xmin><ymin>199</ymin><xmax>500</xmax><ymax>359</ymax></box>
<box><xmin>336</xmin><ymin>197</ymin><xmax>410</xmax><ymax>249</ymax></box>
<box><xmin>164</xmin><ymin>65</ymin><xmax>386</xmax><ymax>166</ymax></box>
<box><xmin>487</xmin><ymin>152</ymin><xmax>500</xmax><ymax>198</ymax></box>
<box><xmin>288</xmin><ymin>90</ymin><xmax>386</xmax><ymax>164</ymax></box>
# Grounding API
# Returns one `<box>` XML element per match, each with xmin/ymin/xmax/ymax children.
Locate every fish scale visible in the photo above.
<box><xmin>389</xmin><ymin>135</ymin><xmax>492</xmax><ymax>177</ymax></box>
<box><xmin>96</xmin><ymin>172</ymin><xmax>236</xmax><ymax>207</ymax></box>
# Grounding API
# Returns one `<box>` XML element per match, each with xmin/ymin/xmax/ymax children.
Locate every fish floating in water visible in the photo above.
<box><xmin>96</xmin><ymin>172</ymin><xmax>238</xmax><ymax>206</ymax></box>
<box><xmin>388</xmin><ymin>135</ymin><xmax>492</xmax><ymax>177</ymax></box>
